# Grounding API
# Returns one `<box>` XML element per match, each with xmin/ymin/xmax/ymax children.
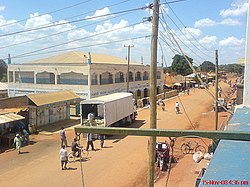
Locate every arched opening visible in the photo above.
<box><xmin>137</xmin><ymin>89</ymin><xmax>142</xmax><ymax>99</ymax></box>
<box><xmin>58</xmin><ymin>71</ymin><xmax>88</xmax><ymax>85</ymax></box>
<box><xmin>36</xmin><ymin>71</ymin><xmax>55</xmax><ymax>84</ymax></box>
<box><xmin>144</xmin><ymin>88</ymin><xmax>149</xmax><ymax>97</ymax></box>
<box><xmin>115</xmin><ymin>72</ymin><xmax>124</xmax><ymax>83</ymax></box>
<box><xmin>100</xmin><ymin>72</ymin><xmax>113</xmax><ymax>85</ymax></box>
<box><xmin>143</xmin><ymin>71</ymin><xmax>149</xmax><ymax>80</ymax></box>
<box><xmin>157</xmin><ymin>71</ymin><xmax>161</xmax><ymax>79</ymax></box>
<box><xmin>135</xmin><ymin>71</ymin><xmax>142</xmax><ymax>81</ymax></box>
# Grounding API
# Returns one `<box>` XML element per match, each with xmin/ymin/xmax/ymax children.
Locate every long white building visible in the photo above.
<box><xmin>8</xmin><ymin>51</ymin><xmax>164</xmax><ymax>99</ymax></box>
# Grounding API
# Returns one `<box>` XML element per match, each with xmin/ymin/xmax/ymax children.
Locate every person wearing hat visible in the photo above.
<box><xmin>13</xmin><ymin>134</ymin><xmax>22</xmax><ymax>154</ymax></box>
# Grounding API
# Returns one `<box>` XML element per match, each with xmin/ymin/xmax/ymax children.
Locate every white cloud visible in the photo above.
<box><xmin>182</xmin><ymin>27</ymin><xmax>202</xmax><ymax>38</ymax></box>
<box><xmin>195</xmin><ymin>17</ymin><xmax>241</xmax><ymax>27</ymax></box>
<box><xmin>195</xmin><ymin>18</ymin><xmax>216</xmax><ymax>28</ymax></box>
<box><xmin>219</xmin><ymin>18</ymin><xmax>241</xmax><ymax>26</ymax></box>
<box><xmin>220</xmin><ymin>2</ymin><xmax>248</xmax><ymax>17</ymax></box>
<box><xmin>25</xmin><ymin>13</ymin><xmax>52</xmax><ymax>29</ymax></box>
<box><xmin>199</xmin><ymin>35</ymin><xmax>217</xmax><ymax>46</ymax></box>
<box><xmin>0</xmin><ymin>6</ymin><xmax>5</xmax><ymax>11</ymax></box>
<box><xmin>219</xmin><ymin>36</ymin><xmax>244</xmax><ymax>46</ymax></box>
<box><xmin>85</xmin><ymin>7</ymin><xmax>111</xmax><ymax>21</ymax></box>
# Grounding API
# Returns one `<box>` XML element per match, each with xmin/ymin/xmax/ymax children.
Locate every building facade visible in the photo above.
<box><xmin>8</xmin><ymin>51</ymin><xmax>164</xmax><ymax>100</ymax></box>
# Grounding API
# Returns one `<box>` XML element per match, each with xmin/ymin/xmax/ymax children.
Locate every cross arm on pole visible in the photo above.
<box><xmin>74</xmin><ymin>126</ymin><xmax>250</xmax><ymax>141</ymax></box>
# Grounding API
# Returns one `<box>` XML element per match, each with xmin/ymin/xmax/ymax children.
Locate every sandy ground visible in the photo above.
<box><xmin>0</xmin><ymin>81</ymin><xmax>234</xmax><ymax>187</ymax></box>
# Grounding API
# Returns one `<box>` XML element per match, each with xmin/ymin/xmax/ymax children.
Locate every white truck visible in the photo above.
<box><xmin>80</xmin><ymin>92</ymin><xmax>137</xmax><ymax>127</ymax></box>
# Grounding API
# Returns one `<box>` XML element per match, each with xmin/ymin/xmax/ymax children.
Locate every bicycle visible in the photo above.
<box><xmin>180</xmin><ymin>140</ymin><xmax>206</xmax><ymax>154</ymax></box>
<box><xmin>68</xmin><ymin>148</ymin><xmax>89</xmax><ymax>162</ymax></box>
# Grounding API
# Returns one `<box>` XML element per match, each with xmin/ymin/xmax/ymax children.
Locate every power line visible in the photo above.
<box><xmin>0</xmin><ymin>0</ymin><xmax>187</xmax><ymax>38</ymax></box>
<box><xmin>165</xmin><ymin>0</ymin><xmax>212</xmax><ymax>53</ymax></box>
<box><xmin>0</xmin><ymin>4</ymin><xmax>146</xmax><ymax>38</ymax></box>
<box><xmin>159</xmin><ymin>18</ymin><xmax>205</xmax><ymax>63</ymax></box>
<box><xmin>160</xmin><ymin>6</ymin><xmax>213</xmax><ymax>59</ymax></box>
<box><xmin>5</xmin><ymin>35</ymin><xmax>151</xmax><ymax>61</ymax></box>
<box><xmin>0</xmin><ymin>0</ymin><xmax>95</xmax><ymax>28</ymax></box>
<box><xmin>0</xmin><ymin>11</ymin><xmax>133</xmax><ymax>49</ymax></box>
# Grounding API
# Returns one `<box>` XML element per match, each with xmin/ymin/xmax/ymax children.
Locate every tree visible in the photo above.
<box><xmin>219</xmin><ymin>64</ymin><xmax>244</xmax><ymax>74</ymax></box>
<box><xmin>170</xmin><ymin>54</ymin><xmax>193</xmax><ymax>76</ymax></box>
<box><xmin>199</xmin><ymin>61</ymin><xmax>215</xmax><ymax>72</ymax></box>
<box><xmin>0</xmin><ymin>60</ymin><xmax>7</xmax><ymax>82</ymax></box>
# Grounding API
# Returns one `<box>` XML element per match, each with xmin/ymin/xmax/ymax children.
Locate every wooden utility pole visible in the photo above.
<box><xmin>148</xmin><ymin>0</ymin><xmax>160</xmax><ymax>187</ymax></box>
<box><xmin>124</xmin><ymin>45</ymin><xmax>134</xmax><ymax>92</ymax></box>
<box><xmin>215</xmin><ymin>50</ymin><xmax>219</xmax><ymax>130</ymax></box>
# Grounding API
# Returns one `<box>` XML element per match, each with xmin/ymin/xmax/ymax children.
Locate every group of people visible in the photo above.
<box><xmin>59</xmin><ymin>127</ymin><xmax>105</xmax><ymax>170</ymax></box>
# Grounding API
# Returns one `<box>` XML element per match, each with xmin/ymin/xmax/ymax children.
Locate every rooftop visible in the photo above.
<box><xmin>25</xmin><ymin>51</ymin><xmax>141</xmax><ymax>65</ymax></box>
<box><xmin>199</xmin><ymin>106</ymin><xmax>250</xmax><ymax>186</ymax></box>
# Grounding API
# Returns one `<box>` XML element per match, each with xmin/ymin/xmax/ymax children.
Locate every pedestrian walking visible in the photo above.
<box><xmin>160</xmin><ymin>101</ymin><xmax>165</xmax><ymax>111</ymax></box>
<box><xmin>175</xmin><ymin>102</ymin><xmax>180</xmax><ymax>114</ymax></box>
<box><xmin>60</xmin><ymin>127</ymin><xmax>68</xmax><ymax>147</ymax></box>
<box><xmin>99</xmin><ymin>134</ymin><xmax>105</xmax><ymax>148</ymax></box>
<box><xmin>86</xmin><ymin>133</ymin><xmax>95</xmax><ymax>151</ymax></box>
<box><xmin>22</xmin><ymin>129</ymin><xmax>30</xmax><ymax>144</ymax></box>
<box><xmin>13</xmin><ymin>134</ymin><xmax>22</xmax><ymax>154</ymax></box>
<box><xmin>59</xmin><ymin>145</ymin><xmax>68</xmax><ymax>170</ymax></box>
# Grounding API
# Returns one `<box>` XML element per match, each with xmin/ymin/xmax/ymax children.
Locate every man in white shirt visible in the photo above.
<box><xmin>59</xmin><ymin>145</ymin><xmax>68</xmax><ymax>170</ymax></box>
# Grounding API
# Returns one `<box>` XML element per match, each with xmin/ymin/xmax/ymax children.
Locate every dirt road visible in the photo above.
<box><xmin>0</xmin><ymin>82</ymin><xmax>232</xmax><ymax>187</ymax></box>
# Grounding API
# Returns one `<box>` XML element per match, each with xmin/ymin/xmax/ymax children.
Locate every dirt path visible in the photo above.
<box><xmin>0</xmin><ymin>82</ymin><xmax>233</xmax><ymax>187</ymax></box>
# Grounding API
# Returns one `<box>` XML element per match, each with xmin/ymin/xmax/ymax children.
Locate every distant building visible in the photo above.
<box><xmin>0</xmin><ymin>82</ymin><xmax>8</xmax><ymax>98</ymax></box>
<box><xmin>238</xmin><ymin>58</ymin><xmax>245</xmax><ymax>65</ymax></box>
<box><xmin>7</xmin><ymin>51</ymin><xmax>164</xmax><ymax>100</ymax></box>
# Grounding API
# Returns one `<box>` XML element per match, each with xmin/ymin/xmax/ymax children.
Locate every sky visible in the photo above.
<box><xmin>0</xmin><ymin>0</ymin><xmax>248</xmax><ymax>66</ymax></box>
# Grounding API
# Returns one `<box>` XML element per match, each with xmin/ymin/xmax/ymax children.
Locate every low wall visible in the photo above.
<box><xmin>137</xmin><ymin>90</ymin><xmax>178</xmax><ymax>108</ymax></box>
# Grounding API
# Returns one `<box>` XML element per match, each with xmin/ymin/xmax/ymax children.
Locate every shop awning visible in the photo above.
<box><xmin>0</xmin><ymin>113</ymin><xmax>25</xmax><ymax>125</ymax></box>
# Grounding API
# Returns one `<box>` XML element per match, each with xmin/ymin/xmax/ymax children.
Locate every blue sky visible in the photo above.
<box><xmin>0</xmin><ymin>0</ymin><xmax>248</xmax><ymax>66</ymax></box>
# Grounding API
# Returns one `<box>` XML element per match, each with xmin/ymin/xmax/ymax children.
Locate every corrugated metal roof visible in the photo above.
<box><xmin>81</xmin><ymin>92</ymin><xmax>132</xmax><ymax>104</ymax></box>
<box><xmin>25</xmin><ymin>51</ymin><xmax>141</xmax><ymax>65</ymax></box>
<box><xmin>27</xmin><ymin>90</ymin><xmax>80</xmax><ymax>107</ymax></box>
<box><xmin>0</xmin><ymin>112</ymin><xmax>25</xmax><ymax>124</ymax></box>
<box><xmin>0</xmin><ymin>82</ymin><xmax>8</xmax><ymax>90</ymax></box>
<box><xmin>199</xmin><ymin>106</ymin><xmax>250</xmax><ymax>186</ymax></box>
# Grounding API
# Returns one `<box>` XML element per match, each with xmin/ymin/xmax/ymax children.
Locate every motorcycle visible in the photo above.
<box><xmin>156</xmin><ymin>142</ymin><xmax>170</xmax><ymax>171</ymax></box>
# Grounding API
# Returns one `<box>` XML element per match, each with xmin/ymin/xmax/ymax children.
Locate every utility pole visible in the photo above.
<box><xmin>148</xmin><ymin>0</ymin><xmax>159</xmax><ymax>187</ymax></box>
<box><xmin>215</xmin><ymin>50</ymin><xmax>219</xmax><ymax>130</ymax></box>
<box><xmin>124</xmin><ymin>45</ymin><xmax>134</xmax><ymax>92</ymax></box>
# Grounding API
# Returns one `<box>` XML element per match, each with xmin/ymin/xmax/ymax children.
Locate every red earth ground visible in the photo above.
<box><xmin>0</xmin><ymin>80</ymin><xmax>234</xmax><ymax>187</ymax></box>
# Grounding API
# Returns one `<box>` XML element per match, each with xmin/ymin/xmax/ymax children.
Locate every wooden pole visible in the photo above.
<box><xmin>148</xmin><ymin>0</ymin><xmax>160</xmax><ymax>186</ymax></box>
<box><xmin>124</xmin><ymin>45</ymin><xmax>134</xmax><ymax>92</ymax></box>
<box><xmin>215</xmin><ymin>50</ymin><xmax>219</xmax><ymax>130</ymax></box>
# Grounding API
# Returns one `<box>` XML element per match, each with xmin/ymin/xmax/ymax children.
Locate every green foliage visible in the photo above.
<box><xmin>0</xmin><ymin>59</ymin><xmax>7</xmax><ymax>82</ymax></box>
<box><xmin>199</xmin><ymin>61</ymin><xmax>215</xmax><ymax>72</ymax></box>
<box><xmin>170</xmin><ymin>54</ymin><xmax>193</xmax><ymax>76</ymax></box>
<box><xmin>219</xmin><ymin>64</ymin><xmax>244</xmax><ymax>74</ymax></box>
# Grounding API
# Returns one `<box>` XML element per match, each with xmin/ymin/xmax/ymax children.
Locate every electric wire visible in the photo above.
<box><xmin>160</xmin><ymin>6</ymin><xmax>213</xmax><ymax>59</ymax></box>
<box><xmin>165</xmin><ymin>0</ymin><xmax>213</xmax><ymax>53</ymax></box>
<box><xmin>0</xmin><ymin>11</ymin><xmax>133</xmax><ymax>49</ymax></box>
<box><xmin>0</xmin><ymin>5</ymin><xmax>147</xmax><ymax>38</ymax></box>
<box><xmin>0</xmin><ymin>0</ymin><xmax>187</xmax><ymax>38</ymax></box>
<box><xmin>6</xmin><ymin>21</ymin><xmax>144</xmax><ymax>60</ymax></box>
<box><xmin>160</xmin><ymin>18</ymin><xmax>205</xmax><ymax>63</ymax></box>
<box><xmin>0</xmin><ymin>0</ymin><xmax>95</xmax><ymax>28</ymax></box>
<box><xmin>4</xmin><ymin>35</ymin><xmax>151</xmax><ymax>61</ymax></box>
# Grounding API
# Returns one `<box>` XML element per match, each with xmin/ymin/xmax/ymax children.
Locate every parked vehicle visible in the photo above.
<box><xmin>181</xmin><ymin>140</ymin><xmax>206</xmax><ymax>154</ymax></box>
<box><xmin>156</xmin><ymin>142</ymin><xmax>170</xmax><ymax>171</ymax></box>
<box><xmin>80</xmin><ymin>92</ymin><xmax>137</xmax><ymax>127</ymax></box>
<box><xmin>213</xmin><ymin>97</ymin><xmax>227</xmax><ymax>112</ymax></box>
